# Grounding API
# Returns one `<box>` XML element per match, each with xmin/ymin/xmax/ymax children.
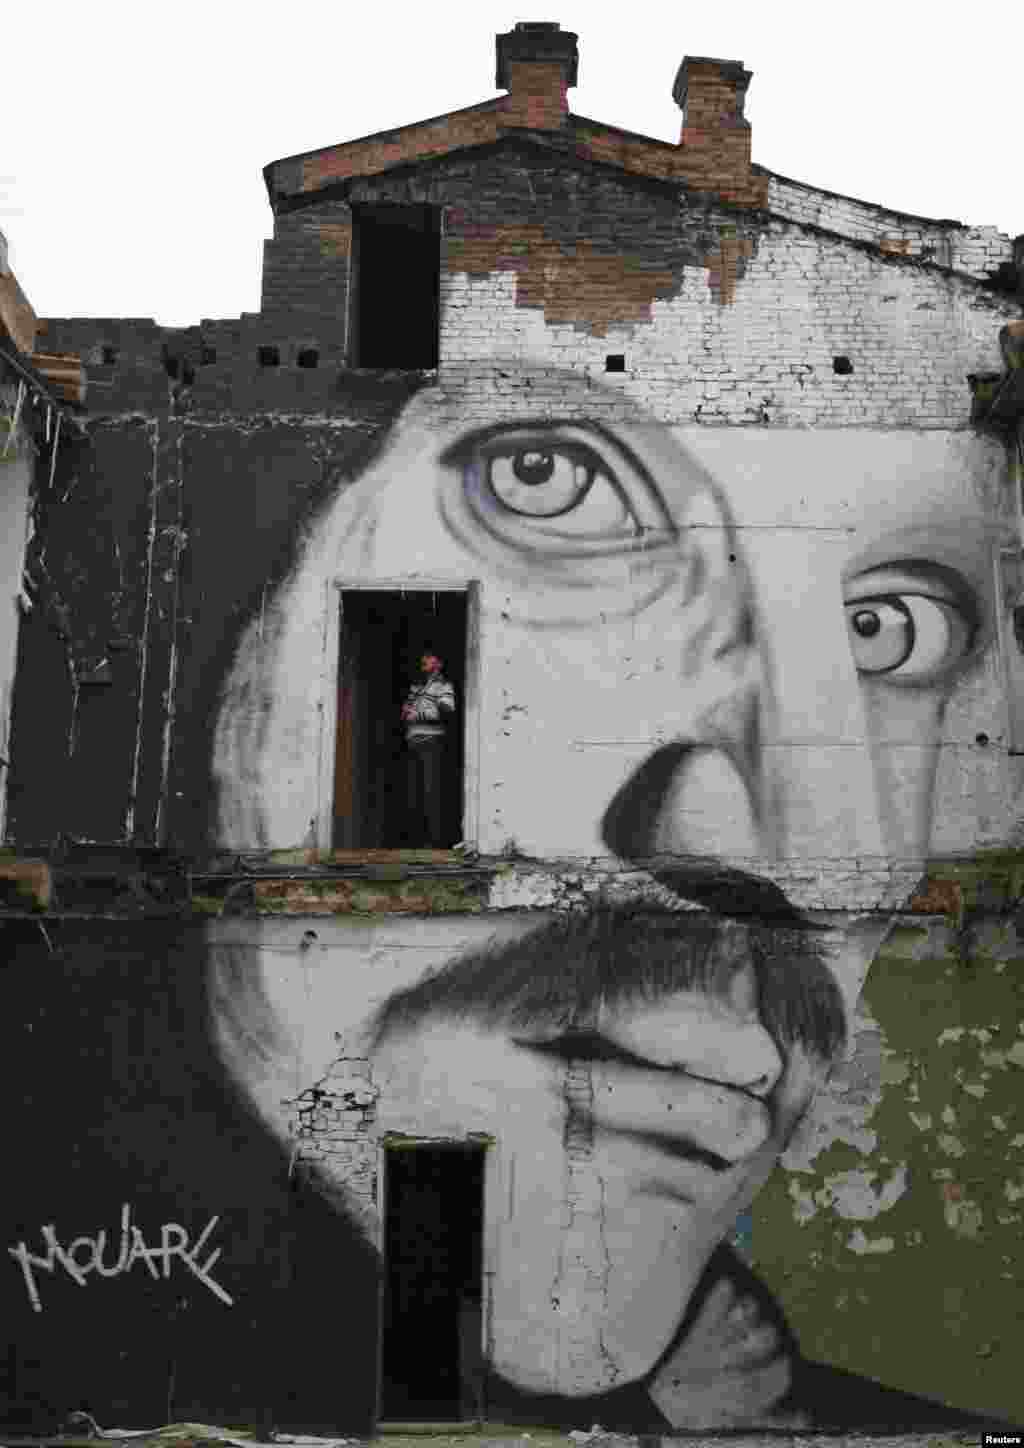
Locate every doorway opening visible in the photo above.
<box><xmin>350</xmin><ymin>204</ymin><xmax>441</xmax><ymax>369</ymax></box>
<box><xmin>380</xmin><ymin>1143</ymin><xmax>486</xmax><ymax>1423</ymax></box>
<box><xmin>334</xmin><ymin>590</ymin><xmax>466</xmax><ymax>850</ymax></box>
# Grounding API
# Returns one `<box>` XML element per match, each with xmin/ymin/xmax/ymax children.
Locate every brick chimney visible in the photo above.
<box><xmin>496</xmin><ymin>21</ymin><xmax>578</xmax><ymax>130</ymax></box>
<box><xmin>672</xmin><ymin>56</ymin><xmax>761</xmax><ymax>204</ymax></box>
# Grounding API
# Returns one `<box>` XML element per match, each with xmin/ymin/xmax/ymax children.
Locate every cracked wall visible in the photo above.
<box><xmin>3</xmin><ymin>96</ymin><xmax>1024</xmax><ymax>1439</ymax></box>
<box><xmin>6</xmin><ymin>354</ymin><xmax>1024</xmax><ymax>1434</ymax></box>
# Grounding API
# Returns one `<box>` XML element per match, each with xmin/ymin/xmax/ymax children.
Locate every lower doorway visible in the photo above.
<box><xmin>380</xmin><ymin>1142</ymin><xmax>486</xmax><ymax>1423</ymax></box>
<box><xmin>334</xmin><ymin>590</ymin><xmax>467</xmax><ymax>850</ymax></box>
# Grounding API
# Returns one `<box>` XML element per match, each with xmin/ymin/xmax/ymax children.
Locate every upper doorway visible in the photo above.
<box><xmin>350</xmin><ymin>204</ymin><xmax>441</xmax><ymax>370</ymax></box>
<box><xmin>334</xmin><ymin>589</ymin><xmax>468</xmax><ymax>851</ymax></box>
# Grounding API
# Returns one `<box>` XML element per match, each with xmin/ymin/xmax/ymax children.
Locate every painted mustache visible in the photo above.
<box><xmin>369</xmin><ymin>894</ymin><xmax>846</xmax><ymax>1069</ymax></box>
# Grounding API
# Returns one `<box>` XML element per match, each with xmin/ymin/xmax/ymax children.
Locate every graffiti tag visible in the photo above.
<box><xmin>7</xmin><ymin>1203</ymin><xmax>234</xmax><ymax>1312</ymax></box>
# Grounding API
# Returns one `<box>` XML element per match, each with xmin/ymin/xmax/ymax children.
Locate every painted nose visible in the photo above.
<box><xmin>600</xmin><ymin>739</ymin><xmax>809</xmax><ymax>923</ymax></box>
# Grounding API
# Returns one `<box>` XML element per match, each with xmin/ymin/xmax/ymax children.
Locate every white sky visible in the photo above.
<box><xmin>5</xmin><ymin>0</ymin><xmax>1021</xmax><ymax>329</ymax></box>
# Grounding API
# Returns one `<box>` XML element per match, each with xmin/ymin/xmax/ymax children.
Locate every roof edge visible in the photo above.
<box><xmin>754</xmin><ymin>163</ymin><xmax>1011</xmax><ymax>238</ymax></box>
<box><xmin>270</xmin><ymin>130</ymin><xmax>694</xmax><ymax>214</ymax></box>
<box><xmin>262</xmin><ymin>96</ymin><xmax>508</xmax><ymax>199</ymax></box>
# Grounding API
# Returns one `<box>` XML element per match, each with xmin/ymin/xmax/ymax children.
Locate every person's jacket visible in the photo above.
<box><xmin>403</xmin><ymin>674</ymin><xmax>455</xmax><ymax>741</ymax></box>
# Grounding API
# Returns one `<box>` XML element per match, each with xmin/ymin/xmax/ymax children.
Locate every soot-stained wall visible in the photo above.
<box><xmin>0</xmin><ymin>919</ymin><xmax>379</xmax><ymax>1435</ymax></box>
<box><xmin>2</xmin><ymin>41</ymin><xmax>1023</xmax><ymax>1438</ymax></box>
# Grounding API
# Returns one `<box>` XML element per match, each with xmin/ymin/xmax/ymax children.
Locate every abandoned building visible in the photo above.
<box><xmin>1</xmin><ymin>20</ymin><xmax>1024</xmax><ymax>1437</ymax></box>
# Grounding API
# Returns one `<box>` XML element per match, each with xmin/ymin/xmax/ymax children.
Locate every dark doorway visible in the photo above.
<box><xmin>334</xmin><ymin>590</ymin><xmax>466</xmax><ymax>850</ymax></box>
<box><xmin>380</xmin><ymin>1144</ymin><xmax>486</xmax><ymax>1423</ymax></box>
<box><xmin>351</xmin><ymin>204</ymin><xmax>441</xmax><ymax>369</ymax></box>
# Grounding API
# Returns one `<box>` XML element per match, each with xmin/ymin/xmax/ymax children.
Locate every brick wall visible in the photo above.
<box><xmin>39</xmin><ymin>175</ymin><xmax>1020</xmax><ymax>432</ymax></box>
<box><xmin>765</xmin><ymin>172</ymin><xmax>1015</xmax><ymax>282</ymax></box>
<box><xmin>436</xmin><ymin>203</ymin><xmax>1017</xmax><ymax>428</ymax></box>
<box><xmin>260</xmin><ymin>199</ymin><xmax>353</xmax><ymax>336</ymax></box>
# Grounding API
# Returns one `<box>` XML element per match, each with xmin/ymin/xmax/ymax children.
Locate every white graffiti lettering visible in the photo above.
<box><xmin>7</xmin><ymin>1203</ymin><xmax>233</xmax><ymax>1312</ymax></box>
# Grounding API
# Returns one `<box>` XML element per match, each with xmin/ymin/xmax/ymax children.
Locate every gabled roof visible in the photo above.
<box><xmin>270</xmin><ymin>128</ymin><xmax>696</xmax><ymax>214</ymax></box>
<box><xmin>263</xmin><ymin>93</ymin><xmax>767</xmax><ymax>212</ymax></box>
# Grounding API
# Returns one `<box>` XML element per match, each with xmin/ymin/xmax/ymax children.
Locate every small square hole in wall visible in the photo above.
<box><xmin>833</xmin><ymin>356</ymin><xmax>853</xmax><ymax>375</ymax></box>
<box><xmin>605</xmin><ymin>355</ymin><xmax>626</xmax><ymax>373</ymax></box>
<box><xmin>258</xmin><ymin>345</ymin><xmax>280</xmax><ymax>367</ymax></box>
<box><xmin>297</xmin><ymin>348</ymin><xmax>319</xmax><ymax>369</ymax></box>
<box><xmin>101</xmin><ymin>345</ymin><xmax>118</xmax><ymax>365</ymax></box>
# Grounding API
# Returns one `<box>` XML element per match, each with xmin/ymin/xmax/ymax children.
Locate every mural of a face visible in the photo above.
<box><xmin>209</xmin><ymin>366</ymin><xmax>1007</xmax><ymax>1420</ymax></box>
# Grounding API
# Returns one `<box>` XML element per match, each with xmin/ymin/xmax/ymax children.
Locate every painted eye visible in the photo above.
<box><xmin>845</xmin><ymin>593</ymin><xmax>972</xmax><ymax>680</ymax></box>
<box><xmin>487</xmin><ymin>447</ymin><xmax>595</xmax><ymax>518</ymax></box>
<box><xmin>438</xmin><ymin>423</ymin><xmax>678</xmax><ymax>551</ymax></box>
<box><xmin>435</xmin><ymin>422</ymin><xmax>687</xmax><ymax>628</ymax></box>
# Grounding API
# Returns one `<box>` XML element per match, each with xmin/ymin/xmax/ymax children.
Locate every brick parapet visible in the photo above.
<box><xmin>765</xmin><ymin>173</ymin><xmax>1015</xmax><ymax>283</ymax></box>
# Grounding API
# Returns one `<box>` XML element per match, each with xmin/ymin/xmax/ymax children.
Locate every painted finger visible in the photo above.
<box><xmin>589</xmin><ymin>1128</ymin><xmax>766</xmax><ymax>1204</ymax></box>
<box><xmin>598</xmin><ymin>995</ymin><xmax>782</xmax><ymax>1095</ymax></box>
<box><xmin>586</xmin><ymin>1065</ymin><xmax>772</xmax><ymax>1162</ymax></box>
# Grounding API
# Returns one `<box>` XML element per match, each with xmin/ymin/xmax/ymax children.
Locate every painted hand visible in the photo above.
<box><xmin>508</xmin><ymin>969</ymin><xmax>822</xmax><ymax>1393</ymax></box>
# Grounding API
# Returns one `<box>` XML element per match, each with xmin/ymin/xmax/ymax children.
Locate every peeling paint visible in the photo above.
<box><xmin>943</xmin><ymin>1192</ymin><xmax>984</xmax><ymax>1239</ymax></box>
<box><xmin>812</xmin><ymin>1164</ymin><xmax>909</xmax><ymax>1222</ymax></box>
<box><xmin>846</xmin><ymin>1228</ymin><xmax>895</xmax><ymax>1254</ymax></box>
<box><xmin>780</xmin><ymin>1001</ymin><xmax>886</xmax><ymax>1174</ymax></box>
<box><xmin>787</xmin><ymin>1179</ymin><xmax>818</xmax><ymax>1226</ymax></box>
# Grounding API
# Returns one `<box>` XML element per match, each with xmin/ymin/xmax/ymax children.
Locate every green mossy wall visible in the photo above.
<box><xmin>753</xmin><ymin>902</ymin><xmax>1024</xmax><ymax>1424</ymax></box>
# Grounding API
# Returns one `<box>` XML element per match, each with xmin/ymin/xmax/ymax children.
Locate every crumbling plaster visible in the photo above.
<box><xmin>753</xmin><ymin>912</ymin><xmax>1024</xmax><ymax>1423</ymax></box>
<box><xmin>3</xmin><ymin>23</ymin><xmax>1023</xmax><ymax>1434</ymax></box>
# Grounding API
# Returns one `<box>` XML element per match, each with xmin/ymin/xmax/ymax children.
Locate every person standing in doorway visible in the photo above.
<box><xmin>401</xmin><ymin>651</ymin><xmax>456</xmax><ymax>847</ymax></box>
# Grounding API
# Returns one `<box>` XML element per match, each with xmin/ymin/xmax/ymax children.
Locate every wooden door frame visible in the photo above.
<box><xmin>319</xmin><ymin>579</ymin><xmax>481</xmax><ymax>854</ymax></box>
